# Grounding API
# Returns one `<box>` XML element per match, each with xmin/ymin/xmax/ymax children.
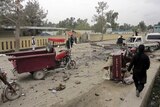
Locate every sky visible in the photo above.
<box><xmin>37</xmin><ymin>0</ymin><xmax>160</xmax><ymax>26</ymax></box>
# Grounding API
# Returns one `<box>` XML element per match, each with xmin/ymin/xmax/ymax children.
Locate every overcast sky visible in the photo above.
<box><xmin>37</xmin><ymin>0</ymin><xmax>160</xmax><ymax>26</ymax></box>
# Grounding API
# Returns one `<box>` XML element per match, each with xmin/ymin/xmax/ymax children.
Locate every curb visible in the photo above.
<box><xmin>120</xmin><ymin>60</ymin><xmax>160</xmax><ymax>107</ymax></box>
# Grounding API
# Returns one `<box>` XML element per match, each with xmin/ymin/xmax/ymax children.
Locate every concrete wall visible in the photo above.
<box><xmin>0</xmin><ymin>34</ymin><xmax>133</xmax><ymax>53</ymax></box>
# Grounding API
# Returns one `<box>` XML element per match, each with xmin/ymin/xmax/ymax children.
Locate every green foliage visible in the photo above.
<box><xmin>23</xmin><ymin>0</ymin><xmax>47</xmax><ymax>26</ymax></box>
<box><xmin>57</xmin><ymin>17</ymin><xmax>76</xmax><ymax>29</ymax></box>
<box><xmin>106</xmin><ymin>10</ymin><xmax>118</xmax><ymax>30</ymax></box>
<box><xmin>147</xmin><ymin>25</ymin><xmax>153</xmax><ymax>30</ymax></box>
<box><xmin>138</xmin><ymin>21</ymin><xmax>147</xmax><ymax>32</ymax></box>
<box><xmin>119</xmin><ymin>23</ymin><xmax>132</xmax><ymax>31</ymax></box>
<box><xmin>0</xmin><ymin>0</ymin><xmax>21</xmax><ymax>25</ymax></box>
<box><xmin>57</xmin><ymin>17</ymin><xmax>91</xmax><ymax>30</ymax></box>
<box><xmin>93</xmin><ymin>1</ymin><xmax>119</xmax><ymax>33</ymax></box>
<box><xmin>93</xmin><ymin>1</ymin><xmax>108</xmax><ymax>33</ymax></box>
<box><xmin>75</xmin><ymin>18</ymin><xmax>90</xmax><ymax>30</ymax></box>
<box><xmin>0</xmin><ymin>0</ymin><xmax>47</xmax><ymax>26</ymax></box>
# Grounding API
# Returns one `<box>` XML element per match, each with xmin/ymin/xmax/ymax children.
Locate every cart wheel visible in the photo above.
<box><xmin>68</xmin><ymin>60</ymin><xmax>76</xmax><ymax>69</ymax></box>
<box><xmin>33</xmin><ymin>71</ymin><xmax>45</xmax><ymax>80</ymax></box>
<box><xmin>4</xmin><ymin>82</ymin><xmax>22</xmax><ymax>101</ymax></box>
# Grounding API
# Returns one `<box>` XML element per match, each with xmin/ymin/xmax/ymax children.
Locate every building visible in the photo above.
<box><xmin>154</xmin><ymin>25</ymin><xmax>160</xmax><ymax>33</ymax></box>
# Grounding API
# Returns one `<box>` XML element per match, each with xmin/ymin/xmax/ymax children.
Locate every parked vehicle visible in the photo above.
<box><xmin>145</xmin><ymin>33</ymin><xmax>160</xmax><ymax>42</ymax></box>
<box><xmin>6</xmin><ymin>38</ymin><xmax>76</xmax><ymax>80</ymax></box>
<box><xmin>126</xmin><ymin>36</ymin><xmax>159</xmax><ymax>52</ymax></box>
<box><xmin>0</xmin><ymin>68</ymin><xmax>22</xmax><ymax>102</ymax></box>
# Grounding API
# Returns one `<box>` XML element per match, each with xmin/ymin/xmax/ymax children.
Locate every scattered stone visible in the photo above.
<box><xmin>85</xmin><ymin>63</ymin><xmax>89</xmax><ymax>66</ymax></box>
<box><xmin>63</xmin><ymin>76</ymin><xmax>70</xmax><ymax>81</ymax></box>
<box><xmin>105</xmin><ymin>99</ymin><xmax>112</xmax><ymax>101</ymax></box>
<box><xmin>120</xmin><ymin>97</ymin><xmax>124</xmax><ymax>101</ymax></box>
<box><xmin>21</xmin><ymin>93</ymin><xmax>25</xmax><ymax>96</ymax></box>
<box><xmin>48</xmin><ymin>88</ymin><xmax>53</xmax><ymax>91</ymax></box>
<box><xmin>51</xmin><ymin>89</ymin><xmax>57</xmax><ymax>93</ymax></box>
<box><xmin>75</xmin><ymin>81</ymin><xmax>81</xmax><ymax>84</ymax></box>
<box><xmin>150</xmin><ymin>55</ymin><xmax>155</xmax><ymax>58</ymax></box>
<box><xmin>62</xmin><ymin>71</ymin><xmax>66</xmax><ymax>74</ymax></box>
<box><xmin>30</xmin><ymin>86</ymin><xmax>34</xmax><ymax>90</ymax></box>
<box><xmin>74</xmin><ymin>75</ymin><xmax>80</xmax><ymax>77</ymax></box>
<box><xmin>56</xmin><ymin>84</ymin><xmax>66</xmax><ymax>91</ymax></box>
<box><xmin>93</xmin><ymin>50</ymin><xmax>96</xmax><ymax>52</ymax></box>
<box><xmin>95</xmin><ymin>93</ymin><xmax>100</xmax><ymax>96</ymax></box>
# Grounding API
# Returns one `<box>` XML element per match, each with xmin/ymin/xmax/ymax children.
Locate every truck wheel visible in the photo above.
<box><xmin>149</xmin><ymin>47</ymin><xmax>155</xmax><ymax>52</ymax></box>
<box><xmin>33</xmin><ymin>71</ymin><xmax>45</xmax><ymax>80</ymax></box>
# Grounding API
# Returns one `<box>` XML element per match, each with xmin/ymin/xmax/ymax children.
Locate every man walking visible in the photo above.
<box><xmin>127</xmin><ymin>44</ymin><xmax>150</xmax><ymax>97</ymax></box>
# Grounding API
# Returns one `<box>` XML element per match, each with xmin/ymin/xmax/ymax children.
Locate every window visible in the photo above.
<box><xmin>136</xmin><ymin>38</ymin><xmax>141</xmax><ymax>42</ymax></box>
<box><xmin>147</xmin><ymin>35</ymin><xmax>160</xmax><ymax>40</ymax></box>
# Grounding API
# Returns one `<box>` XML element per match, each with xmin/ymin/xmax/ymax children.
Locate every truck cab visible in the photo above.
<box><xmin>126</xmin><ymin>36</ymin><xmax>144</xmax><ymax>48</ymax></box>
<box><xmin>126</xmin><ymin>36</ymin><xmax>159</xmax><ymax>52</ymax></box>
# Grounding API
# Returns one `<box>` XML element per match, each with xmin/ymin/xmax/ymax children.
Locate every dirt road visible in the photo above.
<box><xmin>0</xmin><ymin>42</ymin><xmax>159</xmax><ymax>107</ymax></box>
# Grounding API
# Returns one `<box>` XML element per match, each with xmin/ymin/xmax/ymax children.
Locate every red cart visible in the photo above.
<box><xmin>7</xmin><ymin>38</ymin><xmax>76</xmax><ymax>80</ymax></box>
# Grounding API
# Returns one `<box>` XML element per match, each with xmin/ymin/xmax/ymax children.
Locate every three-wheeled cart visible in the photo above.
<box><xmin>7</xmin><ymin>38</ymin><xmax>76</xmax><ymax>80</ymax></box>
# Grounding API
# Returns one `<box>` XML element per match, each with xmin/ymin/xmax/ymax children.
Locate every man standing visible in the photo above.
<box><xmin>127</xmin><ymin>44</ymin><xmax>150</xmax><ymax>97</ymax></box>
<box><xmin>116</xmin><ymin>35</ymin><xmax>125</xmax><ymax>46</ymax></box>
<box><xmin>31</xmin><ymin>36</ymin><xmax>36</xmax><ymax>50</ymax></box>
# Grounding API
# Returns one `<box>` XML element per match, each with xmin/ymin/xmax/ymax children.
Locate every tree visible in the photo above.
<box><xmin>93</xmin><ymin>1</ymin><xmax>108</xmax><ymax>40</ymax></box>
<box><xmin>0</xmin><ymin>0</ymin><xmax>47</xmax><ymax>51</ymax></box>
<box><xmin>57</xmin><ymin>17</ymin><xmax>91</xmax><ymax>30</ymax></box>
<box><xmin>147</xmin><ymin>25</ymin><xmax>153</xmax><ymax>30</ymax></box>
<box><xmin>0</xmin><ymin>0</ymin><xmax>24</xmax><ymax>51</ymax></box>
<box><xmin>23</xmin><ymin>0</ymin><xmax>47</xmax><ymax>26</ymax></box>
<box><xmin>106</xmin><ymin>10</ymin><xmax>118</xmax><ymax>30</ymax></box>
<box><xmin>138</xmin><ymin>21</ymin><xmax>147</xmax><ymax>32</ymax></box>
<box><xmin>119</xmin><ymin>23</ymin><xmax>132</xmax><ymax>31</ymax></box>
<box><xmin>75</xmin><ymin>18</ymin><xmax>90</xmax><ymax>30</ymax></box>
<box><xmin>43</xmin><ymin>20</ymin><xmax>56</xmax><ymax>27</ymax></box>
<box><xmin>93</xmin><ymin>1</ymin><xmax>119</xmax><ymax>40</ymax></box>
<box><xmin>57</xmin><ymin>17</ymin><xmax>76</xmax><ymax>29</ymax></box>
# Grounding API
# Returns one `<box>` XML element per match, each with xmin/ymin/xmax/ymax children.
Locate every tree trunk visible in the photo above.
<box><xmin>15</xmin><ymin>20</ymin><xmax>20</xmax><ymax>52</ymax></box>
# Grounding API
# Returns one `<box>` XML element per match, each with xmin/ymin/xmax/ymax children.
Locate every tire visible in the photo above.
<box><xmin>149</xmin><ymin>47</ymin><xmax>155</xmax><ymax>52</ymax></box>
<box><xmin>68</xmin><ymin>60</ymin><xmax>76</xmax><ymax>69</ymax></box>
<box><xmin>4</xmin><ymin>82</ymin><xmax>22</xmax><ymax>101</ymax></box>
<box><xmin>33</xmin><ymin>70</ymin><xmax>45</xmax><ymax>80</ymax></box>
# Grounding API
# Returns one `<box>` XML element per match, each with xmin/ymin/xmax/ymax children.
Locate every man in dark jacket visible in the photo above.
<box><xmin>116</xmin><ymin>35</ymin><xmax>125</xmax><ymax>46</ymax></box>
<box><xmin>66</xmin><ymin>38</ymin><xmax>71</xmax><ymax>49</ymax></box>
<box><xmin>127</xmin><ymin>44</ymin><xmax>150</xmax><ymax>97</ymax></box>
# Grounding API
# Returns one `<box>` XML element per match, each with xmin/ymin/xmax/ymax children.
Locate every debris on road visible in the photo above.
<box><xmin>75</xmin><ymin>80</ymin><xmax>81</xmax><ymax>84</ymax></box>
